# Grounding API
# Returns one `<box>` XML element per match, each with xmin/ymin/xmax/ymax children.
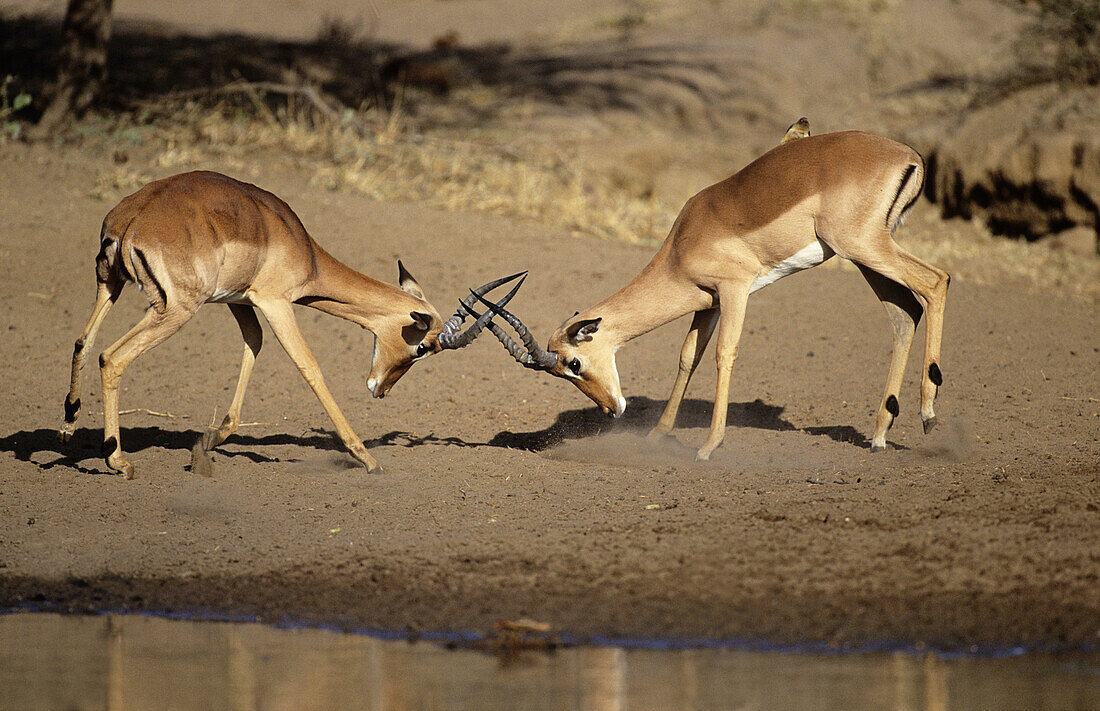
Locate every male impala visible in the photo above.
<box><xmin>59</xmin><ymin>170</ymin><xmax>523</xmax><ymax>478</ymax></box>
<box><xmin>473</xmin><ymin>131</ymin><xmax>950</xmax><ymax>459</ymax></box>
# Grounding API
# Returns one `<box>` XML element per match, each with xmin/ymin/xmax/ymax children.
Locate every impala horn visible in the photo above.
<box><xmin>463</xmin><ymin>288</ymin><xmax>559</xmax><ymax>370</ymax></box>
<box><xmin>437</xmin><ymin>271</ymin><xmax>527</xmax><ymax>350</ymax></box>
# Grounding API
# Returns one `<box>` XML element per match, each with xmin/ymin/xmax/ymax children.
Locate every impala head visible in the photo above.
<box><xmin>366</xmin><ymin>262</ymin><xmax>526</xmax><ymax>399</ymax></box>
<box><xmin>467</xmin><ymin>293</ymin><xmax>626</xmax><ymax>418</ymax></box>
<box><xmin>546</xmin><ymin>315</ymin><xmax>626</xmax><ymax>417</ymax></box>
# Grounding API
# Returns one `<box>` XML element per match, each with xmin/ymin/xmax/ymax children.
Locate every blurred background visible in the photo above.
<box><xmin>1</xmin><ymin>0</ymin><xmax>1097</xmax><ymax>275</ymax></box>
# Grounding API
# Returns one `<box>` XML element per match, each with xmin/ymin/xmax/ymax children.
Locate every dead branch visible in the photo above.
<box><xmin>141</xmin><ymin>80</ymin><xmax>345</xmax><ymax>124</ymax></box>
<box><xmin>119</xmin><ymin>408</ymin><xmax>178</xmax><ymax>418</ymax></box>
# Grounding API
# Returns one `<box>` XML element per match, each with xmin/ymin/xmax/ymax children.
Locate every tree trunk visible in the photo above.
<box><xmin>28</xmin><ymin>0</ymin><xmax>114</xmax><ymax>138</ymax></box>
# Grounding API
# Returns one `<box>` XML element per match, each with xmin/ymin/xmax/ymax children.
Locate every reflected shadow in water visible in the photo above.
<box><xmin>1</xmin><ymin>613</ymin><xmax>1096</xmax><ymax>711</ymax></box>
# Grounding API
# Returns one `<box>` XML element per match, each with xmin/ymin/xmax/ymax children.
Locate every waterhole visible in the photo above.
<box><xmin>2</xmin><ymin>612</ymin><xmax>1097</xmax><ymax>710</ymax></box>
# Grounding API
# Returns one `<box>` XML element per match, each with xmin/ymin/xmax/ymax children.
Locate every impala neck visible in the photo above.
<box><xmin>583</xmin><ymin>250</ymin><xmax>706</xmax><ymax>347</ymax></box>
<box><xmin>302</xmin><ymin>250</ymin><xmax>423</xmax><ymax>331</ymax></box>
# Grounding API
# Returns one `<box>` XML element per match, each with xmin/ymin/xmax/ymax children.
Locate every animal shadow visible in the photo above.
<box><xmin>488</xmin><ymin>396</ymin><xmax>801</xmax><ymax>453</ymax></box>
<box><xmin>0</xmin><ymin>424</ymin><xmax>467</xmax><ymax>476</ymax></box>
<box><xmin>488</xmin><ymin>396</ymin><xmax>892</xmax><ymax>453</ymax></box>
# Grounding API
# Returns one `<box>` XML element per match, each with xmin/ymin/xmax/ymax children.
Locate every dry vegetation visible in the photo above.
<box><xmin>69</xmin><ymin>89</ymin><xmax>682</xmax><ymax>244</ymax></box>
<box><xmin>60</xmin><ymin>83</ymin><xmax>1096</xmax><ymax>300</ymax></box>
<box><xmin>2</xmin><ymin>1</ymin><xmax>1097</xmax><ymax>297</ymax></box>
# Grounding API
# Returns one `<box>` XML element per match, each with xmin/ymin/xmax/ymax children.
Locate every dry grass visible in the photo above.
<box><xmin>87</xmin><ymin>96</ymin><xmax>680</xmax><ymax>244</ymax></box>
<box><xmin>72</xmin><ymin>89</ymin><xmax>1098</xmax><ymax>301</ymax></box>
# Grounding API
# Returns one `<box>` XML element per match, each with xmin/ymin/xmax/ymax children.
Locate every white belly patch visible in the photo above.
<box><xmin>750</xmin><ymin>239</ymin><xmax>835</xmax><ymax>294</ymax></box>
<box><xmin>207</xmin><ymin>289</ymin><xmax>251</xmax><ymax>304</ymax></box>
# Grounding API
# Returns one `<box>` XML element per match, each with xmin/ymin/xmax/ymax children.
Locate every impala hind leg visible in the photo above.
<box><xmin>855</xmin><ymin>264</ymin><xmax>923</xmax><ymax>452</ymax></box>
<box><xmin>859</xmin><ymin>241</ymin><xmax>950</xmax><ymax>434</ymax></box>
<box><xmin>649</xmin><ymin>308</ymin><xmax>719</xmax><ymax>440</ymax></box>
<box><xmin>100</xmin><ymin>306</ymin><xmax>197</xmax><ymax>478</ymax></box>
<box><xmin>203</xmin><ymin>304</ymin><xmax>263</xmax><ymax>451</ymax></box>
<box><xmin>60</xmin><ymin>280</ymin><xmax>123</xmax><ymax>442</ymax></box>
<box><xmin>696</xmin><ymin>283</ymin><xmax>751</xmax><ymax>461</ymax></box>
<box><xmin>898</xmin><ymin>249</ymin><xmax>950</xmax><ymax>432</ymax></box>
<box><xmin>255</xmin><ymin>299</ymin><xmax>380</xmax><ymax>472</ymax></box>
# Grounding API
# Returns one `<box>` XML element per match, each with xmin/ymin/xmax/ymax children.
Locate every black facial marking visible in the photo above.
<box><xmin>102</xmin><ymin>436</ymin><xmax>118</xmax><ymax>458</ymax></box>
<box><xmin>885</xmin><ymin>395</ymin><xmax>899</xmax><ymax>417</ymax></box>
<box><xmin>929</xmin><ymin>363</ymin><xmax>943</xmax><ymax>386</ymax></box>
<box><xmin>64</xmin><ymin>396</ymin><xmax>80</xmax><ymax>422</ymax></box>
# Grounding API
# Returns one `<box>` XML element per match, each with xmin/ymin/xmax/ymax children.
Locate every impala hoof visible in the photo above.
<box><xmin>58</xmin><ymin>426</ymin><xmax>73</xmax><ymax>444</ymax></box>
<box><xmin>354</xmin><ymin>459</ymin><xmax>382</xmax><ymax>473</ymax></box>
<box><xmin>922</xmin><ymin>416</ymin><xmax>938</xmax><ymax>434</ymax></box>
<box><xmin>870</xmin><ymin>443</ymin><xmax>886</xmax><ymax>453</ymax></box>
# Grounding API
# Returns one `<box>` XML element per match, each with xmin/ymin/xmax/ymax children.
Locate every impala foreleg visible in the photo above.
<box><xmin>204</xmin><ymin>304</ymin><xmax>263</xmax><ymax>451</ymax></box>
<box><xmin>697</xmin><ymin>284</ymin><xmax>750</xmax><ymax>461</ymax></box>
<box><xmin>649</xmin><ymin>308</ymin><xmax>719</xmax><ymax>440</ymax></box>
<box><xmin>255</xmin><ymin>299</ymin><xmax>380</xmax><ymax>472</ymax></box>
<box><xmin>99</xmin><ymin>306</ymin><xmax>195</xmax><ymax>478</ymax></box>
<box><xmin>856</xmin><ymin>264</ymin><xmax>923</xmax><ymax>451</ymax></box>
<box><xmin>60</xmin><ymin>281</ymin><xmax>123</xmax><ymax>442</ymax></box>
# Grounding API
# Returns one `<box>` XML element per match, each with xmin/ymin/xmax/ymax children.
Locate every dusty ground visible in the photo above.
<box><xmin>1</xmin><ymin>0</ymin><xmax>1098</xmax><ymax>651</ymax></box>
<box><xmin>2</xmin><ymin>141</ymin><xmax>1097</xmax><ymax>651</ymax></box>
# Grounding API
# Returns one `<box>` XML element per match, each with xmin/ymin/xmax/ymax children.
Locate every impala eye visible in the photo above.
<box><xmin>416</xmin><ymin>342</ymin><xmax>430</xmax><ymax>357</ymax></box>
<box><xmin>569</xmin><ymin>358</ymin><xmax>581</xmax><ymax>375</ymax></box>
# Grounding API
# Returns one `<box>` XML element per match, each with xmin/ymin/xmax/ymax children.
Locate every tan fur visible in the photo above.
<box><xmin>531</xmin><ymin>131</ymin><xmax>949</xmax><ymax>458</ymax></box>
<box><xmin>61</xmin><ymin>171</ymin><xmax>449</xmax><ymax>477</ymax></box>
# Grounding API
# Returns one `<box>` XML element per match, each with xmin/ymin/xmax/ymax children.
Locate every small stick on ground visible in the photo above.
<box><xmin>119</xmin><ymin>408</ymin><xmax>178</xmax><ymax>418</ymax></box>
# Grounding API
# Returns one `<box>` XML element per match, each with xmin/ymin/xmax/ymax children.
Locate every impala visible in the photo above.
<box><xmin>472</xmin><ymin>131</ymin><xmax>950</xmax><ymax>459</ymax></box>
<box><xmin>59</xmin><ymin>170</ymin><xmax>523</xmax><ymax>478</ymax></box>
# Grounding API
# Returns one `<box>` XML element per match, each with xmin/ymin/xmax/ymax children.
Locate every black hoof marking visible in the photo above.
<box><xmin>922</xmin><ymin>416</ymin><xmax>938</xmax><ymax>434</ymax></box>
<box><xmin>63</xmin><ymin>396</ymin><xmax>80</xmax><ymax>422</ymax></box>
<box><xmin>871</xmin><ymin>444</ymin><xmax>886</xmax><ymax>453</ymax></box>
<box><xmin>929</xmin><ymin>363</ymin><xmax>943</xmax><ymax>386</ymax></box>
<box><xmin>885</xmin><ymin>395</ymin><xmax>899</xmax><ymax>417</ymax></box>
<box><xmin>101</xmin><ymin>435</ymin><xmax>118</xmax><ymax>458</ymax></box>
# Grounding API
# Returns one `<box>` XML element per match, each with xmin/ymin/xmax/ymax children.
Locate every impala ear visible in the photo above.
<box><xmin>397</xmin><ymin>260</ymin><xmax>426</xmax><ymax>300</ymax></box>
<box><xmin>409</xmin><ymin>311</ymin><xmax>433</xmax><ymax>332</ymax></box>
<box><xmin>566</xmin><ymin>317</ymin><xmax>601</xmax><ymax>345</ymax></box>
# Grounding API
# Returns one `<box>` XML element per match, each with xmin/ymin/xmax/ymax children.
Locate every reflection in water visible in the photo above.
<box><xmin>1</xmin><ymin>613</ymin><xmax>1097</xmax><ymax>711</ymax></box>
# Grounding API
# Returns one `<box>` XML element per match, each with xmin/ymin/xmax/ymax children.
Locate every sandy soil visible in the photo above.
<box><xmin>1</xmin><ymin>0</ymin><xmax>1098</xmax><ymax>651</ymax></box>
<box><xmin>1</xmin><ymin>140</ymin><xmax>1097</xmax><ymax>650</ymax></box>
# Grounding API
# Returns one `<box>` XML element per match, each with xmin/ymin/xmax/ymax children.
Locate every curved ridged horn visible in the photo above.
<box><xmin>437</xmin><ymin>273</ymin><xmax>526</xmax><ymax>350</ymax></box>
<box><xmin>464</xmin><ymin>289</ymin><xmax>559</xmax><ymax>370</ymax></box>
<box><xmin>439</xmin><ymin>271</ymin><xmax>525</xmax><ymax>337</ymax></box>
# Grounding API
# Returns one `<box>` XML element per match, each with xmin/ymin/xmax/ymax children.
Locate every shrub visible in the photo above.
<box><xmin>1013</xmin><ymin>0</ymin><xmax>1099</xmax><ymax>86</ymax></box>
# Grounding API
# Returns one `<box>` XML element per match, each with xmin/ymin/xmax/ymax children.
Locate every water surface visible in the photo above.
<box><xmin>2</xmin><ymin>613</ymin><xmax>1097</xmax><ymax>710</ymax></box>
